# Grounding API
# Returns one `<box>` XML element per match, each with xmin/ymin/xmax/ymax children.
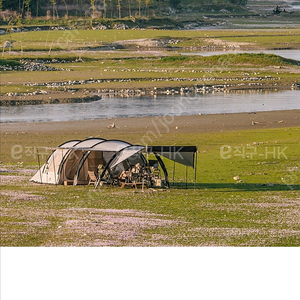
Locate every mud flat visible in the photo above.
<box><xmin>2</xmin><ymin>110</ymin><xmax>299</xmax><ymax>136</ymax></box>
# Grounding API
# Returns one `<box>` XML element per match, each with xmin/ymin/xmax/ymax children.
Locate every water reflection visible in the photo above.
<box><xmin>1</xmin><ymin>90</ymin><xmax>299</xmax><ymax>123</ymax></box>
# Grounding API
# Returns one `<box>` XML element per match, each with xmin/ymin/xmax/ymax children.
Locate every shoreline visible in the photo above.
<box><xmin>1</xmin><ymin>85</ymin><xmax>300</xmax><ymax>107</ymax></box>
<box><xmin>2</xmin><ymin>110</ymin><xmax>300</xmax><ymax>135</ymax></box>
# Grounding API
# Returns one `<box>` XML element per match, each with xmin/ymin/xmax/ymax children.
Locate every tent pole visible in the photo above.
<box><xmin>95</xmin><ymin>175</ymin><xmax>101</xmax><ymax>189</ymax></box>
<box><xmin>37</xmin><ymin>147</ymin><xmax>42</xmax><ymax>183</ymax></box>
<box><xmin>61</xmin><ymin>149</ymin><xmax>64</xmax><ymax>184</ymax></box>
<box><xmin>146</xmin><ymin>144</ymin><xmax>148</xmax><ymax>163</ymax></box>
<box><xmin>53</xmin><ymin>150</ymin><xmax>57</xmax><ymax>185</ymax></box>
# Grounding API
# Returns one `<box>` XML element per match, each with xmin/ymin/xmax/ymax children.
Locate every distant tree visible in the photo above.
<box><xmin>103</xmin><ymin>0</ymin><xmax>107</xmax><ymax>18</ymax></box>
<box><xmin>227</xmin><ymin>0</ymin><xmax>247</xmax><ymax>5</ymax></box>
<box><xmin>24</xmin><ymin>0</ymin><xmax>31</xmax><ymax>15</ymax></box>
<box><xmin>169</xmin><ymin>0</ymin><xmax>180</xmax><ymax>9</ymax></box>
<box><xmin>49</xmin><ymin>0</ymin><xmax>58</xmax><ymax>19</ymax></box>
<box><xmin>90</xmin><ymin>0</ymin><xmax>95</xmax><ymax>15</ymax></box>
<box><xmin>145</xmin><ymin>0</ymin><xmax>151</xmax><ymax>16</ymax></box>
<box><xmin>137</xmin><ymin>0</ymin><xmax>141</xmax><ymax>17</ymax></box>
<box><xmin>35</xmin><ymin>0</ymin><xmax>40</xmax><ymax>16</ymax></box>
<box><xmin>62</xmin><ymin>0</ymin><xmax>68</xmax><ymax>17</ymax></box>
<box><xmin>2</xmin><ymin>0</ymin><xmax>20</xmax><ymax>13</ymax></box>
<box><xmin>128</xmin><ymin>0</ymin><xmax>131</xmax><ymax>17</ymax></box>
<box><xmin>109</xmin><ymin>0</ymin><xmax>113</xmax><ymax>18</ymax></box>
<box><xmin>1</xmin><ymin>0</ymin><xmax>249</xmax><ymax>20</ymax></box>
<box><xmin>117</xmin><ymin>0</ymin><xmax>122</xmax><ymax>18</ymax></box>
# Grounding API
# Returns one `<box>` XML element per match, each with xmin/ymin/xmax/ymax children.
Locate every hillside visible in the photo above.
<box><xmin>1</xmin><ymin>0</ymin><xmax>299</xmax><ymax>28</ymax></box>
<box><xmin>1</xmin><ymin>0</ymin><xmax>248</xmax><ymax>20</ymax></box>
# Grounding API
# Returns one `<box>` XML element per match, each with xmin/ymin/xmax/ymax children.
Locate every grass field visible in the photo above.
<box><xmin>1</xmin><ymin>28</ymin><xmax>300</xmax><ymax>50</ymax></box>
<box><xmin>1</xmin><ymin>17</ymin><xmax>299</xmax><ymax>300</ymax></box>
<box><xmin>1</xmin><ymin>126</ymin><xmax>299</xmax><ymax>246</ymax></box>
<box><xmin>1</xmin><ymin>27</ymin><xmax>299</xmax><ymax>247</ymax></box>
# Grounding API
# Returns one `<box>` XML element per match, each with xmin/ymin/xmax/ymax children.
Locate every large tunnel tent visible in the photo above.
<box><xmin>30</xmin><ymin>138</ymin><xmax>197</xmax><ymax>188</ymax></box>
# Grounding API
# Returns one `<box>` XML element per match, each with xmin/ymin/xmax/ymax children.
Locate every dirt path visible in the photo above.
<box><xmin>2</xmin><ymin>110</ymin><xmax>299</xmax><ymax>135</ymax></box>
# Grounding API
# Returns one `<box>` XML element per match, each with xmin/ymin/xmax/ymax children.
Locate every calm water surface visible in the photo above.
<box><xmin>1</xmin><ymin>90</ymin><xmax>299</xmax><ymax>123</ymax></box>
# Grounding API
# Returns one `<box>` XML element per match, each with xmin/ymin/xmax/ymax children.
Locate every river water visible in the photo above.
<box><xmin>1</xmin><ymin>90</ymin><xmax>299</xmax><ymax>123</ymax></box>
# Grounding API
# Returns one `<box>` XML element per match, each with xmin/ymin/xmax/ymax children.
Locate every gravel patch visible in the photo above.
<box><xmin>1</xmin><ymin>206</ymin><xmax>185</xmax><ymax>246</ymax></box>
<box><xmin>50</xmin><ymin>208</ymin><xmax>184</xmax><ymax>246</ymax></box>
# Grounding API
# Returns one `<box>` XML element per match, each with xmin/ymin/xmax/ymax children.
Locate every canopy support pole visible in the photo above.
<box><xmin>186</xmin><ymin>166</ymin><xmax>188</xmax><ymax>189</ymax></box>
<box><xmin>172</xmin><ymin>160</ymin><xmax>175</xmax><ymax>186</ymax></box>
<box><xmin>194</xmin><ymin>151</ymin><xmax>197</xmax><ymax>191</ymax></box>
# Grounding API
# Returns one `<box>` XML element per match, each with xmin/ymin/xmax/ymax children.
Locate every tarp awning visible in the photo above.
<box><xmin>147</xmin><ymin>146</ymin><xmax>197</xmax><ymax>168</ymax></box>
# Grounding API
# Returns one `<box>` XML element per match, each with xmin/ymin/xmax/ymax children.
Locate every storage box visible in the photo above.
<box><xmin>154</xmin><ymin>179</ymin><xmax>162</xmax><ymax>187</ymax></box>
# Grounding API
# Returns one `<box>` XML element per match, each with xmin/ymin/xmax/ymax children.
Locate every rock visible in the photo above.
<box><xmin>220</xmin><ymin>9</ymin><xmax>230</xmax><ymax>14</ymax></box>
<box><xmin>3</xmin><ymin>41</ymin><xmax>12</xmax><ymax>48</ymax></box>
<box><xmin>113</xmin><ymin>24</ymin><xmax>129</xmax><ymax>30</ymax></box>
<box><xmin>93</xmin><ymin>25</ymin><xmax>107</xmax><ymax>30</ymax></box>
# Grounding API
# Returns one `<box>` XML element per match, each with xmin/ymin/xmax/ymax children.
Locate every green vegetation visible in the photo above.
<box><xmin>0</xmin><ymin>24</ymin><xmax>299</xmax><ymax>246</ymax></box>
<box><xmin>162</xmin><ymin>53</ymin><xmax>300</xmax><ymax>67</ymax></box>
<box><xmin>1</xmin><ymin>28</ymin><xmax>300</xmax><ymax>52</ymax></box>
<box><xmin>1</xmin><ymin>126</ymin><xmax>299</xmax><ymax>246</ymax></box>
<box><xmin>1</xmin><ymin>50</ymin><xmax>299</xmax><ymax>103</ymax></box>
<box><xmin>1</xmin><ymin>0</ymin><xmax>248</xmax><ymax>20</ymax></box>
<box><xmin>0</xmin><ymin>58</ymin><xmax>22</xmax><ymax>66</ymax></box>
<box><xmin>0</xmin><ymin>28</ymin><xmax>299</xmax><ymax>105</ymax></box>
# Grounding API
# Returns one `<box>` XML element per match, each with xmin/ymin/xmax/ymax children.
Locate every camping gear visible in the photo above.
<box><xmin>30</xmin><ymin>138</ymin><xmax>197</xmax><ymax>188</ymax></box>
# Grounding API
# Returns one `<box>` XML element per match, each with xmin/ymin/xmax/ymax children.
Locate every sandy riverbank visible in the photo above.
<box><xmin>1</xmin><ymin>110</ymin><xmax>300</xmax><ymax>135</ymax></box>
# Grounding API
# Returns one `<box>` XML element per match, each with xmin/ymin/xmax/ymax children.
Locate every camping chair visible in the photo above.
<box><xmin>88</xmin><ymin>171</ymin><xmax>97</xmax><ymax>185</ymax></box>
<box><xmin>149</xmin><ymin>160</ymin><xmax>160</xmax><ymax>179</ymax></box>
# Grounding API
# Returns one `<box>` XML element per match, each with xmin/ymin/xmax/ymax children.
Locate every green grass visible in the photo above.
<box><xmin>0</xmin><ymin>29</ymin><xmax>299</xmax><ymax>98</ymax></box>
<box><xmin>1</xmin><ymin>27</ymin><xmax>300</xmax><ymax>246</ymax></box>
<box><xmin>1</xmin><ymin>53</ymin><xmax>298</xmax><ymax>98</ymax></box>
<box><xmin>161</xmin><ymin>53</ymin><xmax>300</xmax><ymax>67</ymax></box>
<box><xmin>1</xmin><ymin>28</ymin><xmax>300</xmax><ymax>52</ymax></box>
<box><xmin>221</xmin><ymin>34</ymin><xmax>300</xmax><ymax>48</ymax></box>
<box><xmin>0</xmin><ymin>59</ymin><xmax>22</xmax><ymax>67</ymax></box>
<box><xmin>1</xmin><ymin>127</ymin><xmax>299</xmax><ymax>246</ymax></box>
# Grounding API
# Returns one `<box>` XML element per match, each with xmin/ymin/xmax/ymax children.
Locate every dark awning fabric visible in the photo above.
<box><xmin>147</xmin><ymin>146</ymin><xmax>197</xmax><ymax>168</ymax></box>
